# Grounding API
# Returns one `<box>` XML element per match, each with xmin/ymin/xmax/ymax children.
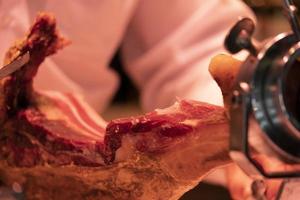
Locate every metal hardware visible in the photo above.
<box><xmin>225</xmin><ymin>18</ymin><xmax>257</xmax><ymax>56</ymax></box>
<box><xmin>225</xmin><ymin>0</ymin><xmax>300</xmax><ymax>178</ymax></box>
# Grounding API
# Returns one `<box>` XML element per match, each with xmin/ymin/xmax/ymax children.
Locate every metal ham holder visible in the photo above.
<box><xmin>225</xmin><ymin>0</ymin><xmax>300</xmax><ymax>181</ymax></box>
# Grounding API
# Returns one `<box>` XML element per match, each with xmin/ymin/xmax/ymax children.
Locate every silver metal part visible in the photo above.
<box><xmin>277</xmin><ymin>179</ymin><xmax>300</xmax><ymax>200</ymax></box>
<box><xmin>283</xmin><ymin>0</ymin><xmax>300</xmax><ymax>39</ymax></box>
<box><xmin>225</xmin><ymin>0</ymin><xmax>300</xmax><ymax>178</ymax></box>
<box><xmin>229</xmin><ymin>32</ymin><xmax>300</xmax><ymax>178</ymax></box>
<box><xmin>251</xmin><ymin>34</ymin><xmax>300</xmax><ymax>161</ymax></box>
<box><xmin>0</xmin><ymin>52</ymin><xmax>30</xmax><ymax>79</ymax></box>
<box><xmin>251</xmin><ymin>179</ymin><xmax>267</xmax><ymax>200</ymax></box>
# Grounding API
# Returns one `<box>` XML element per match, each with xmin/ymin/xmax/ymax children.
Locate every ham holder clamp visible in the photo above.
<box><xmin>225</xmin><ymin>0</ymin><xmax>300</xmax><ymax>179</ymax></box>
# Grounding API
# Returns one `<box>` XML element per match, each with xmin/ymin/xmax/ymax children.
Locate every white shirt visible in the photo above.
<box><xmin>0</xmin><ymin>0</ymin><xmax>254</xmax><ymax>112</ymax></box>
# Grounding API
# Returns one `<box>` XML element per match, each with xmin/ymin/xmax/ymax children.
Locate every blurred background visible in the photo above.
<box><xmin>103</xmin><ymin>0</ymin><xmax>299</xmax><ymax>199</ymax></box>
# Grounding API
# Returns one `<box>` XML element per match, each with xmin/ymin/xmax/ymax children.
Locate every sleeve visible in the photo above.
<box><xmin>121</xmin><ymin>0</ymin><xmax>255</xmax><ymax>111</ymax></box>
<box><xmin>26</xmin><ymin>0</ymin><xmax>140</xmax><ymax>112</ymax></box>
<box><xmin>0</xmin><ymin>0</ymin><xmax>125</xmax><ymax>112</ymax></box>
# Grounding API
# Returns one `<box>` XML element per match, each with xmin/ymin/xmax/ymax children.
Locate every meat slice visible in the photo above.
<box><xmin>0</xmin><ymin>13</ymin><xmax>233</xmax><ymax>200</ymax></box>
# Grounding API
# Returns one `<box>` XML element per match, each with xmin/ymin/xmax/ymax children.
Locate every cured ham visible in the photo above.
<box><xmin>0</xmin><ymin>13</ymin><xmax>237</xmax><ymax>200</ymax></box>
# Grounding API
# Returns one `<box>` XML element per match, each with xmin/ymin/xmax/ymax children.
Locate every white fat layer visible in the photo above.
<box><xmin>181</xmin><ymin>119</ymin><xmax>199</xmax><ymax>127</ymax></box>
<box><xmin>41</xmin><ymin>91</ymin><xmax>105</xmax><ymax>140</ymax></box>
<box><xmin>115</xmin><ymin>135</ymin><xmax>136</xmax><ymax>162</ymax></box>
<box><xmin>67</xmin><ymin>94</ymin><xmax>107</xmax><ymax>127</ymax></box>
<box><xmin>155</xmin><ymin>102</ymin><xmax>180</xmax><ymax>115</ymax></box>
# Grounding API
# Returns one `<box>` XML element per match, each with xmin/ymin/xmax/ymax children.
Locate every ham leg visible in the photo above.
<box><xmin>0</xmin><ymin>13</ymin><xmax>234</xmax><ymax>200</ymax></box>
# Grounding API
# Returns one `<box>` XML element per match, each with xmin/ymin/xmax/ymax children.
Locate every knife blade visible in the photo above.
<box><xmin>0</xmin><ymin>52</ymin><xmax>30</xmax><ymax>79</ymax></box>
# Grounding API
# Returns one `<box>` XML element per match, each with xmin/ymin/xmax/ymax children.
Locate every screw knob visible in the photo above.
<box><xmin>225</xmin><ymin>18</ymin><xmax>257</xmax><ymax>56</ymax></box>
